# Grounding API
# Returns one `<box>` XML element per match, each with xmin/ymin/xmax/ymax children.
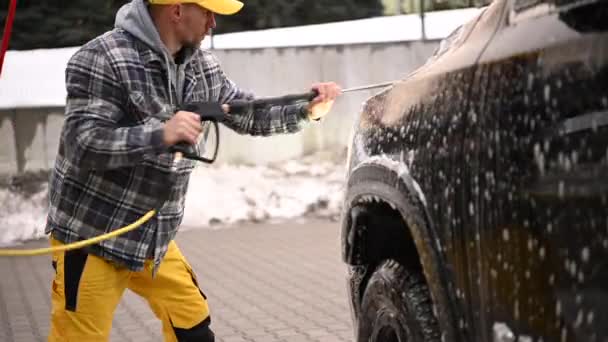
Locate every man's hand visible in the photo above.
<box><xmin>310</xmin><ymin>82</ymin><xmax>342</xmax><ymax>103</ymax></box>
<box><xmin>163</xmin><ymin>111</ymin><xmax>203</xmax><ymax>146</ymax></box>
<box><xmin>308</xmin><ymin>82</ymin><xmax>342</xmax><ymax>120</ymax></box>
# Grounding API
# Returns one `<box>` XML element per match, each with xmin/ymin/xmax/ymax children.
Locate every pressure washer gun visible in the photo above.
<box><xmin>169</xmin><ymin>90</ymin><xmax>319</xmax><ymax>164</ymax></box>
<box><xmin>169</xmin><ymin>81</ymin><xmax>397</xmax><ymax>165</ymax></box>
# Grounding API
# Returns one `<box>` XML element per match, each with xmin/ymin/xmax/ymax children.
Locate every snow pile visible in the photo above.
<box><xmin>182</xmin><ymin>155</ymin><xmax>346</xmax><ymax>230</ymax></box>
<box><xmin>0</xmin><ymin>154</ymin><xmax>347</xmax><ymax>246</ymax></box>
<box><xmin>0</xmin><ymin>182</ymin><xmax>49</xmax><ymax>246</ymax></box>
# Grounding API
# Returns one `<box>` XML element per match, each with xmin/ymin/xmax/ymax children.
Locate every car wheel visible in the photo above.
<box><xmin>358</xmin><ymin>259</ymin><xmax>441</xmax><ymax>342</ymax></box>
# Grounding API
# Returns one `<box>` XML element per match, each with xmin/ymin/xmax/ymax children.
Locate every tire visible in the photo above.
<box><xmin>357</xmin><ymin>259</ymin><xmax>441</xmax><ymax>342</ymax></box>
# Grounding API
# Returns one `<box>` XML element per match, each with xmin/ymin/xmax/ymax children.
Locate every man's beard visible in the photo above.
<box><xmin>181</xmin><ymin>33</ymin><xmax>205</xmax><ymax>49</ymax></box>
<box><xmin>182</xmin><ymin>39</ymin><xmax>202</xmax><ymax>49</ymax></box>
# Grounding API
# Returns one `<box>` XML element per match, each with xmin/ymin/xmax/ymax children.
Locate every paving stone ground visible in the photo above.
<box><xmin>0</xmin><ymin>219</ymin><xmax>354</xmax><ymax>342</ymax></box>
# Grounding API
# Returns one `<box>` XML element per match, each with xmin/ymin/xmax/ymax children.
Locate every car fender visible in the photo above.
<box><xmin>342</xmin><ymin>156</ymin><xmax>463</xmax><ymax>342</ymax></box>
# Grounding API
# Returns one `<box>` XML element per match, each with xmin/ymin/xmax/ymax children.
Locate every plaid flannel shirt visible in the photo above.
<box><xmin>46</xmin><ymin>28</ymin><xmax>311</xmax><ymax>272</ymax></box>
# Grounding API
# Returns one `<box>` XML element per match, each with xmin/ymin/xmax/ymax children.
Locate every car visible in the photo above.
<box><xmin>339</xmin><ymin>0</ymin><xmax>608</xmax><ymax>341</ymax></box>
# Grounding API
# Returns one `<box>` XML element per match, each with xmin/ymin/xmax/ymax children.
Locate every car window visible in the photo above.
<box><xmin>388</xmin><ymin>0</ymin><xmax>507</xmax><ymax>85</ymax></box>
<box><xmin>419</xmin><ymin>0</ymin><xmax>502</xmax><ymax>69</ymax></box>
<box><xmin>421</xmin><ymin>6</ymin><xmax>488</xmax><ymax>67</ymax></box>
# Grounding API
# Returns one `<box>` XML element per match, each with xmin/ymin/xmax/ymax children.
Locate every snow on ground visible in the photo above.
<box><xmin>0</xmin><ymin>153</ymin><xmax>347</xmax><ymax>246</ymax></box>
<box><xmin>0</xmin><ymin>182</ymin><xmax>49</xmax><ymax>246</ymax></box>
<box><xmin>182</xmin><ymin>155</ymin><xmax>346</xmax><ymax>230</ymax></box>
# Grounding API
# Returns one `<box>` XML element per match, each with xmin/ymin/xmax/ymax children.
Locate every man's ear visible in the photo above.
<box><xmin>170</xmin><ymin>4</ymin><xmax>183</xmax><ymax>21</ymax></box>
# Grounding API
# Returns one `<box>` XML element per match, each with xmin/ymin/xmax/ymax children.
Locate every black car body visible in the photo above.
<box><xmin>340</xmin><ymin>0</ymin><xmax>608</xmax><ymax>341</ymax></box>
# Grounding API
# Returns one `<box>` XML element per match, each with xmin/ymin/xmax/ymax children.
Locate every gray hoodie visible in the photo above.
<box><xmin>115</xmin><ymin>0</ymin><xmax>195</xmax><ymax>106</ymax></box>
<box><xmin>49</xmin><ymin>0</ymin><xmax>311</xmax><ymax>274</ymax></box>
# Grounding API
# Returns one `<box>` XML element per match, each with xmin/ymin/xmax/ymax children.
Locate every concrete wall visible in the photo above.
<box><xmin>0</xmin><ymin>40</ymin><xmax>438</xmax><ymax>175</ymax></box>
<box><xmin>0</xmin><ymin>108</ymin><xmax>65</xmax><ymax>175</ymax></box>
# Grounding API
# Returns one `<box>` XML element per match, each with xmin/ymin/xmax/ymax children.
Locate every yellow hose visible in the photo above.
<box><xmin>0</xmin><ymin>210</ymin><xmax>157</xmax><ymax>257</ymax></box>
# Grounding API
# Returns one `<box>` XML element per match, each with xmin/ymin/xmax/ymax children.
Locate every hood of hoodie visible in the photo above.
<box><xmin>115</xmin><ymin>0</ymin><xmax>198</xmax><ymax>105</ymax></box>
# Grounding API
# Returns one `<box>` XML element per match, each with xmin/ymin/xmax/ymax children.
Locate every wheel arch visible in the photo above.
<box><xmin>341</xmin><ymin>158</ymin><xmax>462</xmax><ymax>342</ymax></box>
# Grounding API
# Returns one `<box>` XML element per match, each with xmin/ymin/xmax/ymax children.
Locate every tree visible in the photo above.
<box><xmin>1</xmin><ymin>0</ymin><xmax>384</xmax><ymax>50</ymax></box>
<box><xmin>0</xmin><ymin>0</ymin><xmax>127</xmax><ymax>50</ymax></box>
<box><xmin>215</xmin><ymin>0</ymin><xmax>385</xmax><ymax>33</ymax></box>
<box><xmin>384</xmin><ymin>0</ymin><xmax>491</xmax><ymax>15</ymax></box>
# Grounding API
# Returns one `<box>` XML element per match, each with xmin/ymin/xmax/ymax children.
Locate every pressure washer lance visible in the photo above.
<box><xmin>171</xmin><ymin>80</ymin><xmax>399</xmax><ymax>165</ymax></box>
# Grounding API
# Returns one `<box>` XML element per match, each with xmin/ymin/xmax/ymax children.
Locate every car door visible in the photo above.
<box><xmin>342</xmin><ymin>1</ymin><xmax>509</xmax><ymax>340</ymax></box>
<box><xmin>467</xmin><ymin>0</ymin><xmax>608</xmax><ymax>340</ymax></box>
<box><xmin>385</xmin><ymin>1</ymin><xmax>510</xmax><ymax>339</ymax></box>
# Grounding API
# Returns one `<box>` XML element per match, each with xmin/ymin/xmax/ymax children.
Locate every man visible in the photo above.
<box><xmin>45</xmin><ymin>0</ymin><xmax>342</xmax><ymax>340</ymax></box>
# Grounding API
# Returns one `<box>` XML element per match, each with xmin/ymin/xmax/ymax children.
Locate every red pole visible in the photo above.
<box><xmin>0</xmin><ymin>0</ymin><xmax>18</xmax><ymax>77</ymax></box>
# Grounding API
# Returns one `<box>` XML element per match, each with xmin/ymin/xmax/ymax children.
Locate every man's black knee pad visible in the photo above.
<box><xmin>173</xmin><ymin>317</ymin><xmax>215</xmax><ymax>342</ymax></box>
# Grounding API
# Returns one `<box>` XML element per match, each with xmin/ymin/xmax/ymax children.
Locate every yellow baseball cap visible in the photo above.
<box><xmin>149</xmin><ymin>0</ymin><xmax>244</xmax><ymax>15</ymax></box>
